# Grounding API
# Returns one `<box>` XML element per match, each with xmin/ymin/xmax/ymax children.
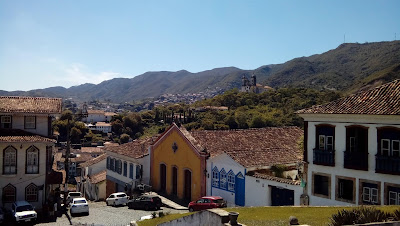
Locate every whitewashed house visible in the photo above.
<box><xmin>192</xmin><ymin>127</ymin><xmax>304</xmax><ymax>207</ymax></box>
<box><xmin>104</xmin><ymin>137</ymin><xmax>155</xmax><ymax>197</ymax></box>
<box><xmin>0</xmin><ymin>96</ymin><xmax>62</xmax><ymax>210</ymax></box>
<box><xmin>78</xmin><ymin>153</ymin><xmax>107</xmax><ymax>201</ymax></box>
<box><xmin>297</xmin><ymin>79</ymin><xmax>400</xmax><ymax>206</ymax></box>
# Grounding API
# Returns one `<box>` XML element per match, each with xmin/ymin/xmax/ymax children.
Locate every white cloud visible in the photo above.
<box><xmin>62</xmin><ymin>63</ymin><xmax>122</xmax><ymax>85</ymax></box>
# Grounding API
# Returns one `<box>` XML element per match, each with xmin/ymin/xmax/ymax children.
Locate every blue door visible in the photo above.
<box><xmin>235</xmin><ymin>172</ymin><xmax>245</xmax><ymax>206</ymax></box>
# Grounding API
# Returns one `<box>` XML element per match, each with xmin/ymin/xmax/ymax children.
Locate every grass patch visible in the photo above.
<box><xmin>225</xmin><ymin>206</ymin><xmax>400</xmax><ymax>226</ymax></box>
<box><xmin>137</xmin><ymin>212</ymin><xmax>194</xmax><ymax>226</ymax></box>
<box><xmin>137</xmin><ymin>206</ymin><xmax>399</xmax><ymax>226</ymax></box>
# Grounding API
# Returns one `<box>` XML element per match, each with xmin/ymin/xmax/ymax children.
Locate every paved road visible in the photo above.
<box><xmin>36</xmin><ymin>201</ymin><xmax>187</xmax><ymax>226</ymax></box>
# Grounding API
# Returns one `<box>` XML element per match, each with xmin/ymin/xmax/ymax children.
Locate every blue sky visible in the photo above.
<box><xmin>0</xmin><ymin>1</ymin><xmax>399</xmax><ymax>91</ymax></box>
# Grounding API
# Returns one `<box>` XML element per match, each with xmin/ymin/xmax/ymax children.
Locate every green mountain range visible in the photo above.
<box><xmin>1</xmin><ymin>41</ymin><xmax>400</xmax><ymax>103</ymax></box>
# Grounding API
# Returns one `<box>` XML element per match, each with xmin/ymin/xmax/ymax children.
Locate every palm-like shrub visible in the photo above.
<box><xmin>328</xmin><ymin>207</ymin><xmax>392</xmax><ymax>226</ymax></box>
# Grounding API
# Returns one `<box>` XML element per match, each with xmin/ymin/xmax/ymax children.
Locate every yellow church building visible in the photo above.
<box><xmin>150</xmin><ymin>123</ymin><xmax>209</xmax><ymax>201</ymax></box>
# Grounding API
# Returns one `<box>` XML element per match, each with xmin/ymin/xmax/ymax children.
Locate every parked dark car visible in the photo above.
<box><xmin>127</xmin><ymin>195</ymin><xmax>162</xmax><ymax>211</ymax></box>
<box><xmin>188</xmin><ymin>196</ymin><xmax>227</xmax><ymax>212</ymax></box>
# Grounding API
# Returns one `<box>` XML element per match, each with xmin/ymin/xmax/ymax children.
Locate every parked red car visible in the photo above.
<box><xmin>188</xmin><ymin>196</ymin><xmax>227</xmax><ymax>212</ymax></box>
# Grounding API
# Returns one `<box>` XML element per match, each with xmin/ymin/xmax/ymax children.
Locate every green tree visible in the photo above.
<box><xmin>120</xmin><ymin>133</ymin><xmax>130</xmax><ymax>144</ymax></box>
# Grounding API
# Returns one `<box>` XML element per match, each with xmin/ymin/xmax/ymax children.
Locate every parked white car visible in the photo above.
<box><xmin>11</xmin><ymin>201</ymin><xmax>37</xmax><ymax>223</ymax></box>
<box><xmin>70</xmin><ymin>197</ymin><xmax>89</xmax><ymax>216</ymax></box>
<box><xmin>67</xmin><ymin>191</ymin><xmax>82</xmax><ymax>204</ymax></box>
<box><xmin>106</xmin><ymin>192</ymin><xmax>129</xmax><ymax>206</ymax></box>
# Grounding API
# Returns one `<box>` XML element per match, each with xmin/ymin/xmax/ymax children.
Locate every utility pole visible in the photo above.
<box><xmin>63</xmin><ymin>104</ymin><xmax>88</xmax><ymax>205</ymax></box>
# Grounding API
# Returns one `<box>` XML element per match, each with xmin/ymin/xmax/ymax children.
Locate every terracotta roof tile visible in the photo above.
<box><xmin>0</xmin><ymin>96</ymin><xmax>62</xmax><ymax>114</ymax></box>
<box><xmin>296</xmin><ymin>79</ymin><xmax>400</xmax><ymax>115</ymax></box>
<box><xmin>80</xmin><ymin>153</ymin><xmax>106</xmax><ymax>168</ymax></box>
<box><xmin>105</xmin><ymin>136</ymin><xmax>158</xmax><ymax>159</ymax></box>
<box><xmin>90</xmin><ymin>170</ymin><xmax>106</xmax><ymax>184</ymax></box>
<box><xmin>87</xmin><ymin>110</ymin><xmax>105</xmax><ymax>114</ymax></box>
<box><xmin>188</xmin><ymin>127</ymin><xmax>303</xmax><ymax>158</ymax></box>
<box><xmin>0</xmin><ymin>129</ymin><xmax>56</xmax><ymax>143</ymax></box>
<box><xmin>251</xmin><ymin>172</ymin><xmax>301</xmax><ymax>185</ymax></box>
<box><xmin>225</xmin><ymin>148</ymin><xmax>302</xmax><ymax>168</ymax></box>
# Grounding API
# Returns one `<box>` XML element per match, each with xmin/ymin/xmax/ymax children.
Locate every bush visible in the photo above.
<box><xmin>328</xmin><ymin>207</ymin><xmax>392</xmax><ymax>226</ymax></box>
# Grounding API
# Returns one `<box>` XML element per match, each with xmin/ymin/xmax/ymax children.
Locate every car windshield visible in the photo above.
<box><xmin>213</xmin><ymin>199</ymin><xmax>224</xmax><ymax>204</ymax></box>
<box><xmin>117</xmin><ymin>194</ymin><xmax>126</xmax><ymax>197</ymax></box>
<box><xmin>69</xmin><ymin>193</ymin><xmax>81</xmax><ymax>197</ymax></box>
<box><xmin>74</xmin><ymin>200</ymin><xmax>87</xmax><ymax>204</ymax></box>
<box><xmin>16</xmin><ymin>205</ymin><xmax>34</xmax><ymax>212</ymax></box>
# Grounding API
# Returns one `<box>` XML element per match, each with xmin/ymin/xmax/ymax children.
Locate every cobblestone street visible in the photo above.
<box><xmin>36</xmin><ymin>201</ymin><xmax>187</xmax><ymax>226</ymax></box>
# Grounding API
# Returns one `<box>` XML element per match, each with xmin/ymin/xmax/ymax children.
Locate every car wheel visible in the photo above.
<box><xmin>87</xmin><ymin>212</ymin><xmax>89</xmax><ymax>216</ymax></box>
<box><xmin>113</xmin><ymin>201</ymin><xmax>116</xmax><ymax>207</ymax></box>
<box><xmin>106</xmin><ymin>201</ymin><xmax>109</xmax><ymax>206</ymax></box>
<box><xmin>144</xmin><ymin>205</ymin><xmax>149</xmax><ymax>211</ymax></box>
<box><xmin>189</xmin><ymin>207</ymin><xmax>194</xmax><ymax>212</ymax></box>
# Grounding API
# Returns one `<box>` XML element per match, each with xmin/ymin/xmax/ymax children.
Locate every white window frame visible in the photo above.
<box><xmin>392</xmin><ymin>140</ymin><xmax>400</xmax><ymax>157</ymax></box>
<box><xmin>25</xmin><ymin>184</ymin><xmax>38</xmax><ymax>202</ymax></box>
<box><xmin>381</xmin><ymin>139</ymin><xmax>390</xmax><ymax>156</ymax></box>
<box><xmin>363</xmin><ymin>187</ymin><xmax>378</xmax><ymax>204</ymax></box>
<box><xmin>24</xmin><ymin>116</ymin><xmax>36</xmax><ymax>129</ymax></box>
<box><xmin>4</xmin><ymin>146</ymin><xmax>17</xmax><ymax>174</ymax></box>
<box><xmin>1</xmin><ymin>115</ymin><xmax>12</xmax><ymax>128</ymax></box>
<box><xmin>227</xmin><ymin>171</ymin><xmax>235</xmax><ymax>191</ymax></box>
<box><xmin>26</xmin><ymin>146</ymin><xmax>39</xmax><ymax>174</ymax></box>
<box><xmin>319</xmin><ymin>135</ymin><xmax>325</xmax><ymax>150</ymax></box>
<box><xmin>389</xmin><ymin>191</ymin><xmax>398</xmax><ymax>205</ymax></box>
<box><xmin>212</xmin><ymin>167</ymin><xmax>219</xmax><ymax>187</ymax></box>
<box><xmin>220</xmin><ymin>169</ymin><xmax>227</xmax><ymax>189</ymax></box>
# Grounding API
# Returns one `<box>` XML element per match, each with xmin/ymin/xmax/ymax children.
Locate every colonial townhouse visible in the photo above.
<box><xmin>104</xmin><ymin>137</ymin><xmax>155</xmax><ymax>197</ymax></box>
<box><xmin>0</xmin><ymin>96</ymin><xmax>62</xmax><ymax>210</ymax></box>
<box><xmin>150</xmin><ymin>123</ymin><xmax>304</xmax><ymax>205</ymax></box>
<box><xmin>77</xmin><ymin>153</ymin><xmax>107</xmax><ymax>201</ymax></box>
<box><xmin>297</xmin><ymin>79</ymin><xmax>400</xmax><ymax>206</ymax></box>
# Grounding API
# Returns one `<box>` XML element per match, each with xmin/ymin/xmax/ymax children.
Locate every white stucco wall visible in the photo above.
<box><xmin>86</xmin><ymin>158</ymin><xmax>106</xmax><ymax>176</ymax></box>
<box><xmin>0</xmin><ymin>142</ymin><xmax>54</xmax><ymax>210</ymax></box>
<box><xmin>86</xmin><ymin>113</ymin><xmax>106</xmax><ymax>123</ymax></box>
<box><xmin>301</xmin><ymin>114</ymin><xmax>400</xmax><ymax>206</ymax></box>
<box><xmin>9</xmin><ymin>115</ymin><xmax>50</xmax><ymax>137</ymax></box>
<box><xmin>245</xmin><ymin>175</ymin><xmax>302</xmax><ymax>206</ymax></box>
<box><xmin>207</xmin><ymin>153</ymin><xmax>245</xmax><ymax>206</ymax></box>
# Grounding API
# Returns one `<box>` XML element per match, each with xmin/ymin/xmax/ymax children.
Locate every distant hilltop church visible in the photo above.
<box><xmin>240</xmin><ymin>74</ymin><xmax>273</xmax><ymax>93</ymax></box>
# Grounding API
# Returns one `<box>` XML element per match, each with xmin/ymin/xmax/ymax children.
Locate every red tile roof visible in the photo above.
<box><xmin>187</xmin><ymin>127</ymin><xmax>303</xmax><ymax>158</ymax></box>
<box><xmin>0</xmin><ymin>96</ymin><xmax>62</xmax><ymax>114</ymax></box>
<box><xmin>251</xmin><ymin>172</ymin><xmax>301</xmax><ymax>185</ymax></box>
<box><xmin>105</xmin><ymin>136</ymin><xmax>158</xmax><ymax>159</ymax></box>
<box><xmin>80</xmin><ymin>153</ymin><xmax>106</xmax><ymax>168</ymax></box>
<box><xmin>225</xmin><ymin>148</ymin><xmax>302</xmax><ymax>168</ymax></box>
<box><xmin>90</xmin><ymin>170</ymin><xmax>106</xmax><ymax>184</ymax></box>
<box><xmin>0</xmin><ymin>129</ymin><xmax>56</xmax><ymax>143</ymax></box>
<box><xmin>296</xmin><ymin>79</ymin><xmax>400</xmax><ymax>115</ymax></box>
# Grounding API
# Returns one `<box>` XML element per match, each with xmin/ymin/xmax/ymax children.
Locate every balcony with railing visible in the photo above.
<box><xmin>376</xmin><ymin>155</ymin><xmax>400</xmax><ymax>175</ymax></box>
<box><xmin>313</xmin><ymin>149</ymin><xmax>335</xmax><ymax>166</ymax></box>
<box><xmin>344</xmin><ymin>151</ymin><xmax>368</xmax><ymax>171</ymax></box>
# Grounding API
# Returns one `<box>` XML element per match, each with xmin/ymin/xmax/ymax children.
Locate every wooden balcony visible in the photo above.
<box><xmin>313</xmin><ymin>149</ymin><xmax>335</xmax><ymax>166</ymax></box>
<box><xmin>344</xmin><ymin>151</ymin><xmax>368</xmax><ymax>171</ymax></box>
<box><xmin>376</xmin><ymin>155</ymin><xmax>400</xmax><ymax>175</ymax></box>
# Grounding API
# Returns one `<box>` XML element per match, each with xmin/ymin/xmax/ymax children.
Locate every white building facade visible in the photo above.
<box><xmin>0</xmin><ymin>96</ymin><xmax>62</xmax><ymax>210</ymax></box>
<box><xmin>298</xmin><ymin>80</ymin><xmax>400</xmax><ymax>206</ymax></box>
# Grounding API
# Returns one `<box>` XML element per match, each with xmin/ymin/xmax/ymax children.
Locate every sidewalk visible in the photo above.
<box><xmin>145</xmin><ymin>192</ymin><xmax>188</xmax><ymax>210</ymax></box>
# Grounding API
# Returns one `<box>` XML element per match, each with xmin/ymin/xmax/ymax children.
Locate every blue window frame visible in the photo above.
<box><xmin>212</xmin><ymin>167</ymin><xmax>219</xmax><ymax>187</ymax></box>
<box><xmin>129</xmin><ymin>163</ymin><xmax>134</xmax><ymax>179</ymax></box>
<box><xmin>220</xmin><ymin>169</ymin><xmax>227</xmax><ymax>189</ymax></box>
<box><xmin>227</xmin><ymin>170</ymin><xmax>235</xmax><ymax>191</ymax></box>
